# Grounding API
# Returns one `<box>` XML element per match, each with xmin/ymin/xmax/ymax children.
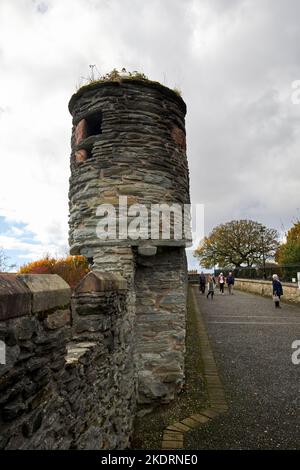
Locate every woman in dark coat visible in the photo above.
<box><xmin>272</xmin><ymin>274</ymin><xmax>283</xmax><ymax>308</ymax></box>
<box><xmin>199</xmin><ymin>272</ymin><xmax>206</xmax><ymax>294</ymax></box>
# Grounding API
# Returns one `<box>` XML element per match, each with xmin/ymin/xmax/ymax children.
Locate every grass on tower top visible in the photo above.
<box><xmin>76</xmin><ymin>68</ymin><xmax>182</xmax><ymax>96</ymax></box>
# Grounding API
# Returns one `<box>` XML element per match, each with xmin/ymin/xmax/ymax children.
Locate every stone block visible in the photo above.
<box><xmin>74</xmin><ymin>271</ymin><xmax>127</xmax><ymax>294</ymax></box>
<box><xmin>163</xmin><ymin>431</ymin><xmax>183</xmax><ymax>441</ymax></box>
<box><xmin>161</xmin><ymin>440</ymin><xmax>183</xmax><ymax>450</ymax></box>
<box><xmin>17</xmin><ymin>274</ymin><xmax>71</xmax><ymax>313</ymax></box>
<box><xmin>44</xmin><ymin>309</ymin><xmax>71</xmax><ymax>330</ymax></box>
<box><xmin>190</xmin><ymin>413</ymin><xmax>210</xmax><ymax>424</ymax></box>
<box><xmin>65</xmin><ymin>341</ymin><xmax>96</xmax><ymax>365</ymax></box>
<box><xmin>2</xmin><ymin>401</ymin><xmax>26</xmax><ymax>421</ymax></box>
<box><xmin>75</xmin><ymin>149</ymin><xmax>87</xmax><ymax>163</ymax></box>
<box><xmin>171</xmin><ymin>126</ymin><xmax>186</xmax><ymax>150</ymax></box>
<box><xmin>180</xmin><ymin>417</ymin><xmax>200</xmax><ymax>429</ymax></box>
<box><xmin>0</xmin><ymin>274</ymin><xmax>31</xmax><ymax>321</ymax></box>
<box><xmin>15</xmin><ymin>317</ymin><xmax>37</xmax><ymax>340</ymax></box>
<box><xmin>200</xmin><ymin>408</ymin><xmax>219</xmax><ymax>419</ymax></box>
<box><xmin>75</xmin><ymin>119</ymin><xmax>88</xmax><ymax>145</ymax></box>
<box><xmin>137</xmin><ymin>245</ymin><xmax>157</xmax><ymax>257</ymax></box>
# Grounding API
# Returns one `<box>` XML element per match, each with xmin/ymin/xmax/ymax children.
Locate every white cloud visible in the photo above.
<box><xmin>10</xmin><ymin>226</ymin><xmax>25</xmax><ymax>237</ymax></box>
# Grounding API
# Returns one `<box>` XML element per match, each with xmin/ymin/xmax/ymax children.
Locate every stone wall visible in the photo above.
<box><xmin>234</xmin><ymin>278</ymin><xmax>300</xmax><ymax>304</ymax></box>
<box><xmin>70</xmin><ymin>271</ymin><xmax>136</xmax><ymax>449</ymax></box>
<box><xmin>0</xmin><ymin>272</ymin><xmax>136</xmax><ymax>450</ymax></box>
<box><xmin>135</xmin><ymin>247</ymin><xmax>187</xmax><ymax>404</ymax></box>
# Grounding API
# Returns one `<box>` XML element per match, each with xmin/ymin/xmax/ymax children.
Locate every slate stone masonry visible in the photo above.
<box><xmin>0</xmin><ymin>272</ymin><xmax>135</xmax><ymax>450</ymax></box>
<box><xmin>68</xmin><ymin>79</ymin><xmax>191</xmax><ymax>405</ymax></box>
<box><xmin>68</xmin><ymin>79</ymin><xmax>190</xmax><ymax>254</ymax></box>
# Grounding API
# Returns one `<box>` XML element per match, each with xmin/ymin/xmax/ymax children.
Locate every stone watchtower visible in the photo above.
<box><xmin>68</xmin><ymin>75</ymin><xmax>191</xmax><ymax>404</ymax></box>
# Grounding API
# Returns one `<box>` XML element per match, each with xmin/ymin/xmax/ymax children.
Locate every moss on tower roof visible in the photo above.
<box><xmin>68</xmin><ymin>69</ymin><xmax>186</xmax><ymax>114</ymax></box>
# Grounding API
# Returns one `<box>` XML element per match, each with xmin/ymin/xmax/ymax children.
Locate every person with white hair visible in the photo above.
<box><xmin>218</xmin><ymin>272</ymin><xmax>225</xmax><ymax>294</ymax></box>
<box><xmin>272</xmin><ymin>274</ymin><xmax>283</xmax><ymax>308</ymax></box>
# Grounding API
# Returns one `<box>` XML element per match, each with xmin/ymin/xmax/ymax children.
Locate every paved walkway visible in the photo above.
<box><xmin>186</xmin><ymin>286</ymin><xmax>300</xmax><ymax>449</ymax></box>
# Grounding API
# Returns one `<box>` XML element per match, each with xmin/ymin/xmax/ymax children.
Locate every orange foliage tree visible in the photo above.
<box><xmin>276</xmin><ymin>221</ymin><xmax>300</xmax><ymax>265</ymax></box>
<box><xmin>19</xmin><ymin>255</ymin><xmax>90</xmax><ymax>289</ymax></box>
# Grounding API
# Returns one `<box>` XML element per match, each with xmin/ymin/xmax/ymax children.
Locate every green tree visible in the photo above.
<box><xmin>194</xmin><ymin>219</ymin><xmax>279</xmax><ymax>269</ymax></box>
<box><xmin>276</xmin><ymin>221</ymin><xmax>300</xmax><ymax>265</ymax></box>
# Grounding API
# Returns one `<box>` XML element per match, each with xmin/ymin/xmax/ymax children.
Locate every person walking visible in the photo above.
<box><xmin>207</xmin><ymin>274</ymin><xmax>215</xmax><ymax>300</ymax></box>
<box><xmin>226</xmin><ymin>271</ymin><xmax>235</xmax><ymax>295</ymax></box>
<box><xmin>272</xmin><ymin>274</ymin><xmax>283</xmax><ymax>308</ymax></box>
<box><xmin>199</xmin><ymin>271</ymin><xmax>206</xmax><ymax>294</ymax></box>
<box><xmin>218</xmin><ymin>272</ymin><xmax>225</xmax><ymax>294</ymax></box>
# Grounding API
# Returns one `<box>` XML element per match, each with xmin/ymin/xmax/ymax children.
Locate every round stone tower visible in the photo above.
<box><xmin>68</xmin><ymin>78</ymin><xmax>190</xmax><ymax>259</ymax></box>
<box><xmin>68</xmin><ymin>77</ymin><xmax>191</xmax><ymax>404</ymax></box>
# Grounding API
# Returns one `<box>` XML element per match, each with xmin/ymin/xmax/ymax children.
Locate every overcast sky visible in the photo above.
<box><xmin>0</xmin><ymin>0</ymin><xmax>300</xmax><ymax>270</ymax></box>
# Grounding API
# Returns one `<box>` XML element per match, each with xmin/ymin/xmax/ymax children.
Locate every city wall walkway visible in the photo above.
<box><xmin>187</xmin><ymin>286</ymin><xmax>300</xmax><ymax>449</ymax></box>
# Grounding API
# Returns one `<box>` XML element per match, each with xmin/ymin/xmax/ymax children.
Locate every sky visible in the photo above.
<box><xmin>0</xmin><ymin>0</ymin><xmax>300</xmax><ymax>271</ymax></box>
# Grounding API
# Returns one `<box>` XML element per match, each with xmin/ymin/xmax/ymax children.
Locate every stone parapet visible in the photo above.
<box><xmin>0</xmin><ymin>274</ymin><xmax>31</xmax><ymax>321</ymax></box>
<box><xmin>0</xmin><ymin>273</ymin><xmax>71</xmax><ymax>321</ymax></box>
<box><xmin>0</xmin><ymin>272</ymin><xmax>136</xmax><ymax>450</ymax></box>
<box><xmin>17</xmin><ymin>274</ymin><xmax>71</xmax><ymax>313</ymax></box>
<box><xmin>235</xmin><ymin>278</ymin><xmax>300</xmax><ymax>304</ymax></box>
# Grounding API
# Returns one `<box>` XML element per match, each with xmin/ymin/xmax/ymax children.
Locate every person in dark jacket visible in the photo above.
<box><xmin>199</xmin><ymin>271</ymin><xmax>206</xmax><ymax>294</ymax></box>
<box><xmin>272</xmin><ymin>274</ymin><xmax>283</xmax><ymax>308</ymax></box>
<box><xmin>226</xmin><ymin>272</ymin><xmax>235</xmax><ymax>295</ymax></box>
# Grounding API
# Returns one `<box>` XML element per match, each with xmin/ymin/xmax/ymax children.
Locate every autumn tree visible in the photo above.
<box><xmin>276</xmin><ymin>221</ymin><xmax>300</xmax><ymax>265</ymax></box>
<box><xmin>19</xmin><ymin>255</ymin><xmax>89</xmax><ymax>289</ymax></box>
<box><xmin>194</xmin><ymin>219</ymin><xmax>279</xmax><ymax>269</ymax></box>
